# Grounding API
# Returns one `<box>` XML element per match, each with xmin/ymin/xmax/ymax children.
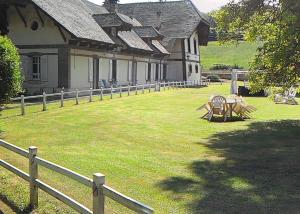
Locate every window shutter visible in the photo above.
<box><xmin>88</xmin><ymin>57</ymin><xmax>93</xmax><ymax>83</ymax></box>
<box><xmin>109</xmin><ymin>59</ymin><xmax>113</xmax><ymax>81</ymax></box>
<box><xmin>21</xmin><ymin>56</ymin><xmax>32</xmax><ymax>81</ymax></box>
<box><xmin>41</xmin><ymin>55</ymin><xmax>48</xmax><ymax>81</ymax></box>
<box><xmin>128</xmin><ymin>61</ymin><xmax>132</xmax><ymax>81</ymax></box>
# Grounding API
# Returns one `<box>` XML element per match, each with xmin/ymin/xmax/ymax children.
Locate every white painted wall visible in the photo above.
<box><xmin>117</xmin><ymin>60</ymin><xmax>130</xmax><ymax>85</ymax></box>
<box><xmin>20</xmin><ymin>49</ymin><xmax>59</xmax><ymax>94</ymax></box>
<box><xmin>167</xmin><ymin>61</ymin><xmax>183</xmax><ymax>81</ymax></box>
<box><xmin>70</xmin><ymin>55</ymin><xmax>92</xmax><ymax>89</ymax></box>
<box><xmin>137</xmin><ymin>62</ymin><xmax>147</xmax><ymax>84</ymax></box>
<box><xmin>186</xmin><ymin>62</ymin><xmax>201</xmax><ymax>82</ymax></box>
<box><xmin>7</xmin><ymin>4</ymin><xmax>70</xmax><ymax>45</ymax></box>
<box><xmin>185</xmin><ymin>31</ymin><xmax>200</xmax><ymax>61</ymax></box>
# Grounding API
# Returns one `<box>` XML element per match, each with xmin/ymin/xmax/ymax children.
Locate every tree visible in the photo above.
<box><xmin>0</xmin><ymin>36</ymin><xmax>23</xmax><ymax>104</ymax></box>
<box><xmin>212</xmin><ymin>0</ymin><xmax>300</xmax><ymax>92</ymax></box>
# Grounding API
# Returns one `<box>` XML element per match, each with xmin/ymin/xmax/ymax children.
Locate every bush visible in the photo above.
<box><xmin>207</xmin><ymin>75</ymin><xmax>221</xmax><ymax>82</ymax></box>
<box><xmin>209</xmin><ymin>64</ymin><xmax>244</xmax><ymax>70</ymax></box>
<box><xmin>210</xmin><ymin>64</ymin><xmax>230</xmax><ymax>70</ymax></box>
<box><xmin>0</xmin><ymin>36</ymin><xmax>23</xmax><ymax>104</ymax></box>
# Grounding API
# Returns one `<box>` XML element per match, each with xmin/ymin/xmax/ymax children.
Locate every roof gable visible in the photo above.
<box><xmin>118</xmin><ymin>0</ymin><xmax>209</xmax><ymax>44</ymax></box>
<box><xmin>32</xmin><ymin>0</ymin><xmax>114</xmax><ymax>44</ymax></box>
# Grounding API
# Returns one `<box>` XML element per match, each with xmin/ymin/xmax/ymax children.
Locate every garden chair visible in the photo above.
<box><xmin>197</xmin><ymin>103</ymin><xmax>211</xmax><ymax>119</ymax></box>
<box><xmin>275</xmin><ymin>87</ymin><xmax>298</xmax><ymax>105</ymax></box>
<box><xmin>229</xmin><ymin>95</ymin><xmax>257</xmax><ymax>119</ymax></box>
<box><xmin>208</xmin><ymin>96</ymin><xmax>228</xmax><ymax>122</ymax></box>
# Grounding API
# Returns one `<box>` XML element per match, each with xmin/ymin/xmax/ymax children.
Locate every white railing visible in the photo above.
<box><xmin>9</xmin><ymin>80</ymin><xmax>206</xmax><ymax>116</ymax></box>
<box><xmin>0</xmin><ymin>139</ymin><xmax>154</xmax><ymax>214</ymax></box>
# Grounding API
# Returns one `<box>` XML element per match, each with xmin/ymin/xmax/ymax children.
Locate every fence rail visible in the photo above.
<box><xmin>0</xmin><ymin>139</ymin><xmax>154</xmax><ymax>214</ymax></box>
<box><xmin>7</xmin><ymin>80</ymin><xmax>207</xmax><ymax>115</ymax></box>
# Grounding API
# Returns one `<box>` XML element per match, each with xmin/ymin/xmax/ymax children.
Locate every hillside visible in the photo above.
<box><xmin>200</xmin><ymin>41</ymin><xmax>261</xmax><ymax>70</ymax></box>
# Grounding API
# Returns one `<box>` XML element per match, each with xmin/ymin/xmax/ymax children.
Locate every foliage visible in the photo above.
<box><xmin>207</xmin><ymin>74</ymin><xmax>221</xmax><ymax>82</ymax></box>
<box><xmin>0</xmin><ymin>36</ymin><xmax>22</xmax><ymax>104</ymax></box>
<box><xmin>212</xmin><ymin>0</ymin><xmax>300</xmax><ymax>92</ymax></box>
<box><xmin>209</xmin><ymin>64</ymin><xmax>244</xmax><ymax>70</ymax></box>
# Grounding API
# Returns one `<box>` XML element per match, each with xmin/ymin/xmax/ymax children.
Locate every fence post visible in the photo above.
<box><xmin>142</xmin><ymin>84</ymin><xmax>145</xmax><ymax>94</ymax></box>
<box><xmin>21</xmin><ymin>95</ymin><xmax>25</xmax><ymax>116</ymax></box>
<box><xmin>42</xmin><ymin>92</ymin><xmax>47</xmax><ymax>111</ymax></box>
<box><xmin>164</xmin><ymin>82</ymin><xmax>166</xmax><ymax>91</ymax></box>
<box><xmin>93</xmin><ymin>173</ymin><xmax>105</xmax><ymax>214</ymax></box>
<box><xmin>128</xmin><ymin>85</ymin><xmax>130</xmax><ymax>96</ymax></box>
<box><xmin>29</xmin><ymin>146</ymin><xmax>38</xmax><ymax>208</ymax></box>
<box><xmin>119</xmin><ymin>86</ymin><xmax>122</xmax><ymax>98</ymax></box>
<box><xmin>110</xmin><ymin>86</ymin><xmax>113</xmax><ymax>99</ymax></box>
<box><xmin>168</xmin><ymin>82</ymin><xmax>170</xmax><ymax>90</ymax></box>
<box><xmin>135</xmin><ymin>84</ymin><xmax>138</xmax><ymax>95</ymax></box>
<box><xmin>100</xmin><ymin>87</ymin><xmax>103</xmax><ymax>101</ymax></box>
<box><xmin>76</xmin><ymin>89</ymin><xmax>79</xmax><ymax>105</ymax></box>
<box><xmin>149</xmin><ymin>84</ymin><xmax>151</xmax><ymax>93</ymax></box>
<box><xmin>60</xmin><ymin>91</ymin><xmax>64</xmax><ymax>107</ymax></box>
<box><xmin>89</xmin><ymin>88</ymin><xmax>93</xmax><ymax>102</ymax></box>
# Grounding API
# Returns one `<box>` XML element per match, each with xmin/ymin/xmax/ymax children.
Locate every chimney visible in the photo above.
<box><xmin>104</xmin><ymin>0</ymin><xmax>119</xmax><ymax>13</ymax></box>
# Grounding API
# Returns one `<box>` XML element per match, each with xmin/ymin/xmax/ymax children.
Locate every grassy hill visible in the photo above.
<box><xmin>200</xmin><ymin>41</ymin><xmax>260</xmax><ymax>70</ymax></box>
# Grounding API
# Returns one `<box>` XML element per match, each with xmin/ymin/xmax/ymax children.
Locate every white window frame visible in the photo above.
<box><xmin>32</xmin><ymin>56</ymin><xmax>41</xmax><ymax>80</ymax></box>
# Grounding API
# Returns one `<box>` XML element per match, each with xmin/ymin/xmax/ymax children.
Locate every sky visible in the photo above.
<box><xmin>88</xmin><ymin>0</ymin><xmax>231</xmax><ymax>13</ymax></box>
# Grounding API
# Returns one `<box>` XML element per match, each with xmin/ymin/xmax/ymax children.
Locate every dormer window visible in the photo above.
<box><xmin>31</xmin><ymin>21</ymin><xmax>39</xmax><ymax>31</ymax></box>
<box><xmin>111</xmin><ymin>27</ymin><xmax>117</xmax><ymax>37</ymax></box>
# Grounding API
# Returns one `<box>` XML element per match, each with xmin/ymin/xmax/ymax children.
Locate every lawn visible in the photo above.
<box><xmin>200</xmin><ymin>41</ymin><xmax>261</xmax><ymax>70</ymax></box>
<box><xmin>1</xmin><ymin>84</ymin><xmax>300</xmax><ymax>213</ymax></box>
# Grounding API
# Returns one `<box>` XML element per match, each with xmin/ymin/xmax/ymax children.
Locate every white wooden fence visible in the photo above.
<box><xmin>10</xmin><ymin>81</ymin><xmax>205</xmax><ymax>116</ymax></box>
<box><xmin>0</xmin><ymin>139</ymin><xmax>154</xmax><ymax>214</ymax></box>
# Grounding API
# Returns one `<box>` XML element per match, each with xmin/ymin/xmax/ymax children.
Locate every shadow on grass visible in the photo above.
<box><xmin>200</xmin><ymin>115</ymin><xmax>245</xmax><ymax>123</ymax></box>
<box><xmin>0</xmin><ymin>194</ymin><xmax>32</xmax><ymax>214</ymax></box>
<box><xmin>158</xmin><ymin>120</ymin><xmax>300</xmax><ymax>214</ymax></box>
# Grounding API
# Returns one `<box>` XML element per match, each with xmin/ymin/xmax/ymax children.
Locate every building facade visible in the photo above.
<box><xmin>0</xmin><ymin>0</ymin><xmax>210</xmax><ymax>95</ymax></box>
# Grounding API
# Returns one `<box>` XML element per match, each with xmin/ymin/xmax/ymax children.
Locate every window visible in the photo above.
<box><xmin>187</xmin><ymin>38</ymin><xmax>191</xmax><ymax>53</ymax></box>
<box><xmin>32</xmin><ymin>56</ymin><xmax>41</xmax><ymax>80</ymax></box>
<box><xmin>195</xmin><ymin>64</ymin><xmax>199</xmax><ymax>73</ymax></box>
<box><xmin>147</xmin><ymin>63</ymin><xmax>151</xmax><ymax>81</ymax></box>
<box><xmin>112</xmin><ymin>59</ymin><xmax>117</xmax><ymax>81</ymax></box>
<box><xmin>31</xmin><ymin>21</ymin><xmax>39</xmax><ymax>31</ymax></box>
<box><xmin>155</xmin><ymin>64</ymin><xmax>159</xmax><ymax>81</ymax></box>
<box><xmin>194</xmin><ymin>39</ymin><xmax>198</xmax><ymax>55</ymax></box>
<box><xmin>188</xmin><ymin>64</ymin><xmax>193</xmax><ymax>77</ymax></box>
<box><xmin>111</xmin><ymin>27</ymin><xmax>117</xmax><ymax>37</ymax></box>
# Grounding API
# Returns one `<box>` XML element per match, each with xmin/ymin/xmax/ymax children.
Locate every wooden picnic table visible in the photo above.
<box><xmin>208</xmin><ymin>97</ymin><xmax>237</xmax><ymax>118</ymax></box>
<box><xmin>199</xmin><ymin>95</ymin><xmax>257</xmax><ymax>121</ymax></box>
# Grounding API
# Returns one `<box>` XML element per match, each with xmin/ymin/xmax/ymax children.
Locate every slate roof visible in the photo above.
<box><xmin>93</xmin><ymin>13</ymin><xmax>131</xmax><ymax>28</ymax></box>
<box><xmin>152</xmin><ymin>40</ymin><xmax>170</xmax><ymax>55</ymax></box>
<box><xmin>81</xmin><ymin>0</ymin><xmax>109</xmax><ymax>14</ymax></box>
<box><xmin>32</xmin><ymin>0</ymin><xmax>114</xmax><ymax>44</ymax></box>
<box><xmin>133</xmin><ymin>26</ymin><xmax>164</xmax><ymax>39</ymax></box>
<box><xmin>118</xmin><ymin>0</ymin><xmax>210</xmax><ymax>44</ymax></box>
<box><xmin>118</xmin><ymin>31</ymin><xmax>153</xmax><ymax>52</ymax></box>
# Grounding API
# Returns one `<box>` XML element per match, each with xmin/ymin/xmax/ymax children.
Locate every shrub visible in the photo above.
<box><xmin>0</xmin><ymin>36</ymin><xmax>23</xmax><ymax>104</ymax></box>
<box><xmin>207</xmin><ymin>75</ymin><xmax>221</xmax><ymax>82</ymax></box>
<box><xmin>210</xmin><ymin>64</ymin><xmax>244</xmax><ymax>70</ymax></box>
<box><xmin>210</xmin><ymin>64</ymin><xmax>230</xmax><ymax>70</ymax></box>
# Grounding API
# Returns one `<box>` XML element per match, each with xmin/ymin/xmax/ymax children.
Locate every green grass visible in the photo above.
<box><xmin>1</xmin><ymin>84</ymin><xmax>300</xmax><ymax>213</ymax></box>
<box><xmin>200</xmin><ymin>41</ymin><xmax>261</xmax><ymax>70</ymax></box>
